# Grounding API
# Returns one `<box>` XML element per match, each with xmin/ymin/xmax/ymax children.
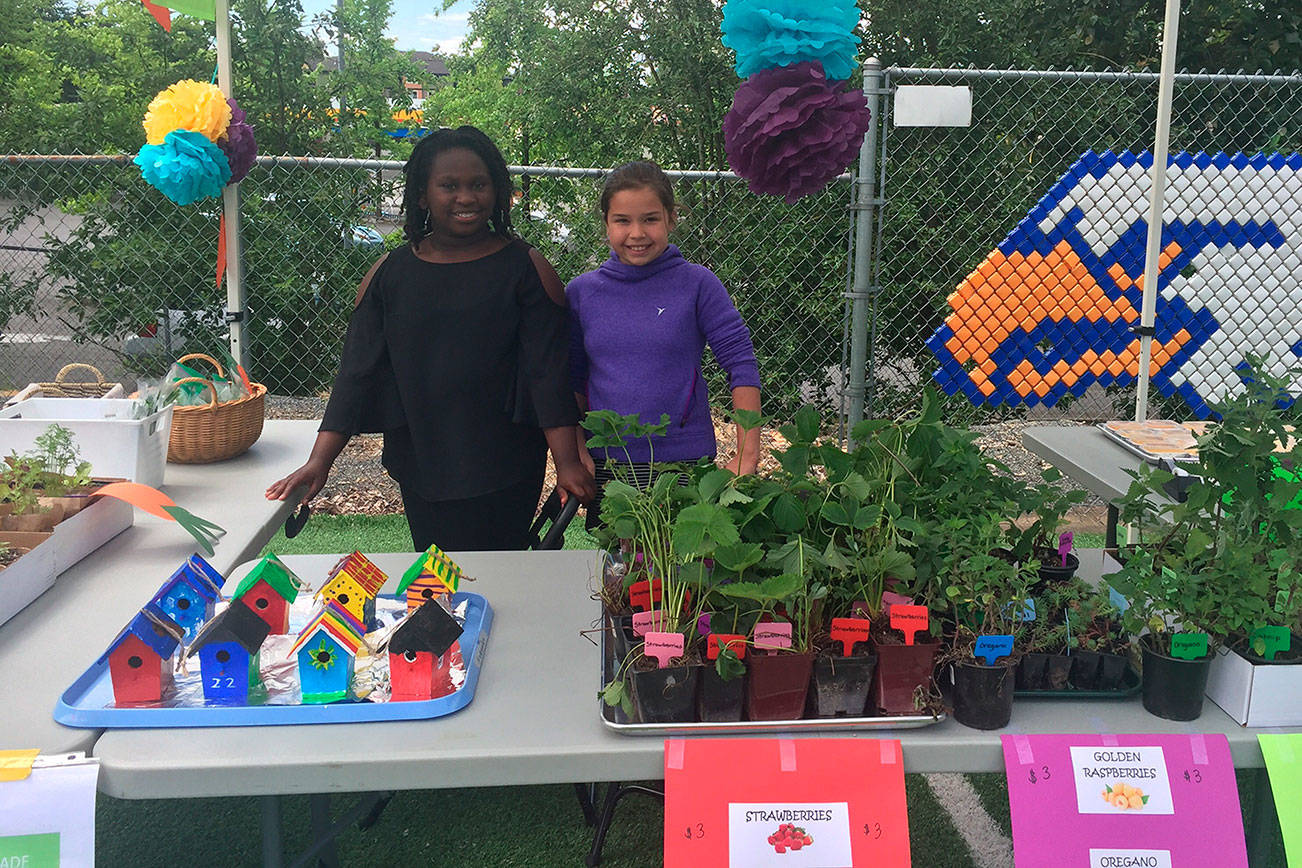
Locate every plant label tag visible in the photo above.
<box><xmin>629</xmin><ymin>578</ymin><xmax>662</xmax><ymax>612</ymax></box>
<box><xmin>1088</xmin><ymin>850</ymin><xmax>1171</xmax><ymax>868</ymax></box>
<box><xmin>697</xmin><ymin>612</ymin><xmax>712</xmax><ymax>637</ymax></box>
<box><xmin>881</xmin><ymin>591</ymin><xmax>913</xmax><ymax>613</ymax></box>
<box><xmin>1249</xmin><ymin>625</ymin><xmax>1290</xmax><ymax>660</ymax></box>
<box><xmin>830</xmin><ymin>618</ymin><xmax>871</xmax><ymax>656</ymax></box>
<box><xmin>974</xmin><ymin>634</ymin><xmax>1015</xmax><ymax>665</ymax></box>
<box><xmin>889</xmin><ymin>605</ymin><xmax>928</xmax><ymax>645</ymax></box>
<box><xmin>1169</xmin><ymin>632</ymin><xmax>1209</xmax><ymax>660</ymax></box>
<box><xmin>645</xmin><ymin>631</ymin><xmax>684</xmax><ymax>668</ymax></box>
<box><xmin>707</xmin><ymin>633</ymin><xmax>747</xmax><ymax>661</ymax></box>
<box><xmin>1107</xmin><ymin>583</ymin><xmax>1131</xmax><ymax>614</ymax></box>
<box><xmin>1058</xmin><ymin>531</ymin><xmax>1074</xmax><ymax>566</ymax></box>
<box><xmin>754</xmin><ymin>621</ymin><xmax>793</xmax><ymax>650</ymax></box>
<box><xmin>1003</xmin><ymin>598</ymin><xmax>1037</xmax><ymax>622</ymax></box>
<box><xmin>632</xmin><ymin>609</ymin><xmax>665</xmax><ymax>637</ymax></box>
<box><xmin>1002</xmin><ymin>735</ymin><xmax>1247</xmax><ymax>867</ymax></box>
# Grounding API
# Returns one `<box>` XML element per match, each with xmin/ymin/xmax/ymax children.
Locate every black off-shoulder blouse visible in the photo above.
<box><xmin>320</xmin><ymin>239</ymin><xmax>578</xmax><ymax>501</ymax></box>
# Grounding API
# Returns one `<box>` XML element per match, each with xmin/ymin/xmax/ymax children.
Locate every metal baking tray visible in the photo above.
<box><xmin>597</xmin><ymin>613</ymin><xmax>945</xmax><ymax>736</ymax></box>
<box><xmin>1097</xmin><ymin>421</ymin><xmax>1201</xmax><ymax>463</ymax></box>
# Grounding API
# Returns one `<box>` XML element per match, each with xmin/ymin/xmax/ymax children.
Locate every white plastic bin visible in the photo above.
<box><xmin>0</xmin><ymin>398</ymin><xmax>173</xmax><ymax>487</ymax></box>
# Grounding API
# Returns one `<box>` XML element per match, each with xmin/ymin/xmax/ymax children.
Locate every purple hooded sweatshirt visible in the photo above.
<box><xmin>567</xmin><ymin>244</ymin><xmax>760</xmax><ymax>462</ymax></box>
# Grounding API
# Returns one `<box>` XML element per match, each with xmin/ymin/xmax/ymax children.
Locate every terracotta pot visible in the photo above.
<box><xmin>870</xmin><ymin>639</ymin><xmax>940</xmax><ymax>714</ymax></box>
<box><xmin>746</xmin><ymin>652</ymin><xmax>813</xmax><ymax>721</ymax></box>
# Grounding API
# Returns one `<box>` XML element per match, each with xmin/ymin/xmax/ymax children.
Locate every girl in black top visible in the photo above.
<box><xmin>267</xmin><ymin>126</ymin><xmax>595</xmax><ymax>551</ymax></box>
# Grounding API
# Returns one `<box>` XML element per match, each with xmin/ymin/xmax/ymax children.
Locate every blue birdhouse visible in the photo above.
<box><xmin>148</xmin><ymin>554</ymin><xmax>224</xmax><ymax>639</ymax></box>
<box><xmin>185</xmin><ymin>599</ymin><xmax>271</xmax><ymax>705</ymax></box>
<box><xmin>290</xmin><ymin>602</ymin><xmax>365</xmax><ymax>704</ymax></box>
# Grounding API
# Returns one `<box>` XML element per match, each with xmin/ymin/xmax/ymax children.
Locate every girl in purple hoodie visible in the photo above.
<box><xmin>568</xmin><ymin>162</ymin><xmax>762</xmax><ymax>523</ymax></box>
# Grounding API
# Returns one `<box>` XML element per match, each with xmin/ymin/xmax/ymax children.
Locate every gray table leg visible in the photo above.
<box><xmin>1246</xmin><ymin>767</ymin><xmax>1281</xmax><ymax>867</ymax></box>
<box><xmin>261</xmin><ymin>795</ymin><xmax>284</xmax><ymax>868</ymax></box>
<box><xmin>309</xmin><ymin>794</ymin><xmax>341</xmax><ymax>868</ymax></box>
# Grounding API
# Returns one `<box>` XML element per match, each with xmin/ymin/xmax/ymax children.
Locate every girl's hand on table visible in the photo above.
<box><xmin>265</xmin><ymin>460</ymin><xmax>329</xmax><ymax>506</ymax></box>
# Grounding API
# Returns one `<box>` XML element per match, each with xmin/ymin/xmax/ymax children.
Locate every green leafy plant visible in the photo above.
<box><xmin>28</xmin><ymin>424</ymin><xmax>94</xmax><ymax>495</ymax></box>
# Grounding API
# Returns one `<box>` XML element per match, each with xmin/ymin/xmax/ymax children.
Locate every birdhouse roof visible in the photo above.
<box><xmin>396</xmin><ymin>545</ymin><xmax>463</xmax><ymax>594</ymax></box>
<box><xmin>290</xmin><ymin>600</ymin><xmax>365</xmax><ymax>656</ymax></box>
<box><xmin>102</xmin><ymin>609</ymin><xmax>183</xmax><ymax>661</ymax></box>
<box><xmin>322</xmin><ymin>550</ymin><xmax>386</xmax><ymax>597</ymax></box>
<box><xmin>186</xmin><ymin>599</ymin><xmax>272</xmax><ymax>658</ymax></box>
<box><xmin>232</xmin><ymin>552</ymin><xmax>302</xmax><ymax>603</ymax></box>
<box><xmin>153</xmin><ymin>554</ymin><xmax>224</xmax><ymax>604</ymax></box>
<box><xmin>389</xmin><ymin>598</ymin><xmax>464</xmax><ymax>657</ymax></box>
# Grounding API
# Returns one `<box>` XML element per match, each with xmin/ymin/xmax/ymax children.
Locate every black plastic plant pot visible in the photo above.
<box><xmin>1140</xmin><ymin>640</ymin><xmax>1211</xmax><ymax>721</ymax></box>
<box><xmin>632</xmin><ymin>664</ymin><xmax>700</xmax><ymax>723</ymax></box>
<box><xmin>810</xmin><ymin>653</ymin><xmax>877</xmax><ymax>718</ymax></box>
<box><xmin>1016</xmin><ymin>652</ymin><xmax>1049</xmax><ymax>690</ymax></box>
<box><xmin>611</xmin><ymin>614</ymin><xmax>637</xmax><ymax>665</ymax></box>
<box><xmin>1036</xmin><ymin>552</ymin><xmax>1079</xmax><ymax>585</ymax></box>
<box><xmin>698</xmin><ymin>665</ymin><xmax>745</xmax><ymax>722</ymax></box>
<box><xmin>1044</xmin><ymin>654</ymin><xmax>1073</xmax><ymax>690</ymax></box>
<box><xmin>951</xmin><ymin>661</ymin><xmax>1017</xmax><ymax>730</ymax></box>
<box><xmin>1068</xmin><ymin>650</ymin><xmax>1102</xmax><ymax>689</ymax></box>
<box><xmin>746</xmin><ymin>652</ymin><xmax>814</xmax><ymax>721</ymax></box>
<box><xmin>1096</xmin><ymin>652</ymin><xmax>1129</xmax><ymax>690</ymax></box>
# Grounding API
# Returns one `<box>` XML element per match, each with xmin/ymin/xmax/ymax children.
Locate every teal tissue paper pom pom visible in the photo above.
<box><xmin>135</xmin><ymin>129</ymin><xmax>232</xmax><ymax>206</ymax></box>
<box><xmin>721</xmin><ymin>0</ymin><xmax>860</xmax><ymax>81</ymax></box>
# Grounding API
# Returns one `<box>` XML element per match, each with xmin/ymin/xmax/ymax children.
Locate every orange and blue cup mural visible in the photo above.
<box><xmin>927</xmin><ymin>150</ymin><xmax>1302</xmax><ymax>418</ymax></box>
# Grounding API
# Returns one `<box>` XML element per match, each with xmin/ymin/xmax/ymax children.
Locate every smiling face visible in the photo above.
<box><xmin>605</xmin><ymin>186</ymin><xmax>674</xmax><ymax>266</ymax></box>
<box><xmin>419</xmin><ymin>147</ymin><xmax>496</xmax><ymax>246</ymax></box>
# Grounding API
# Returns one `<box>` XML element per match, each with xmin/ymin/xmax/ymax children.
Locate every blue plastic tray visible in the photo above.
<box><xmin>54</xmin><ymin>592</ymin><xmax>493</xmax><ymax>728</ymax></box>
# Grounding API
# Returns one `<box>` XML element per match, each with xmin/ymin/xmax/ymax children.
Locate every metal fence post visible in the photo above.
<box><xmin>845</xmin><ymin>57</ymin><xmax>884</xmax><ymax>445</ymax></box>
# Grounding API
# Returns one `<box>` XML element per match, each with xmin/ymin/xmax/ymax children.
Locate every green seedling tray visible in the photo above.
<box><xmin>1014</xmin><ymin>664</ymin><xmax>1142</xmax><ymax>699</ymax></box>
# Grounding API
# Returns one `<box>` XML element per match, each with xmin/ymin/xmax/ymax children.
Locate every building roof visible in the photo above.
<box><xmin>233</xmin><ymin>552</ymin><xmax>301</xmax><ymax>603</ymax></box>
<box><xmin>389</xmin><ymin>599</ymin><xmax>463</xmax><ymax>657</ymax></box>
<box><xmin>103</xmin><ymin>609</ymin><xmax>182</xmax><ymax>661</ymax></box>
<box><xmin>291</xmin><ymin>601</ymin><xmax>366</xmax><ymax>657</ymax></box>
<box><xmin>186</xmin><ymin>599</ymin><xmax>272</xmax><ymax>657</ymax></box>
<box><xmin>153</xmin><ymin>554</ymin><xmax>224</xmax><ymax>604</ymax></box>
<box><xmin>396</xmin><ymin>544</ymin><xmax>463</xmax><ymax>594</ymax></box>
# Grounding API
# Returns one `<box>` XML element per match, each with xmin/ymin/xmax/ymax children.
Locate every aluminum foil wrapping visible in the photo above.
<box><xmin>110</xmin><ymin>594</ymin><xmax>469</xmax><ymax>708</ymax></box>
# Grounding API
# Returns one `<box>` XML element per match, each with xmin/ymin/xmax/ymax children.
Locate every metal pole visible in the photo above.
<box><xmin>1133</xmin><ymin>0</ymin><xmax>1181</xmax><ymax>422</ymax></box>
<box><xmin>846</xmin><ymin>57</ymin><xmax>883</xmax><ymax>445</ymax></box>
<box><xmin>214</xmin><ymin>0</ymin><xmax>248</xmax><ymax>371</ymax></box>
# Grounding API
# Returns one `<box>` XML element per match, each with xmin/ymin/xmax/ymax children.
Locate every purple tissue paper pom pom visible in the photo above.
<box><xmin>723</xmin><ymin>61</ymin><xmax>870</xmax><ymax>203</ymax></box>
<box><xmin>219</xmin><ymin>97</ymin><xmax>256</xmax><ymax>183</ymax></box>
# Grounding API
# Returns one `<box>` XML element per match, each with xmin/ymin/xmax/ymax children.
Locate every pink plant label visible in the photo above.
<box><xmin>890</xmin><ymin>606</ymin><xmax>928</xmax><ymax>645</ymax></box>
<box><xmin>629</xmin><ymin>578</ymin><xmax>662</xmax><ymax>612</ymax></box>
<box><xmin>632</xmin><ymin>609</ymin><xmax>665</xmax><ymax>637</ymax></box>
<box><xmin>707</xmin><ymin>633</ymin><xmax>747</xmax><ymax>660</ymax></box>
<box><xmin>754</xmin><ymin>621</ymin><xmax>793</xmax><ymax>650</ymax></box>
<box><xmin>1058</xmin><ymin>531</ymin><xmax>1074</xmax><ymax>567</ymax></box>
<box><xmin>881</xmin><ymin>591</ymin><xmax>913</xmax><ymax>614</ymax></box>
<box><xmin>1170</xmin><ymin>633</ymin><xmax>1209</xmax><ymax>660</ymax></box>
<box><xmin>830</xmin><ymin>617</ymin><xmax>871</xmax><ymax>656</ymax></box>
<box><xmin>644</xmin><ymin>631</ymin><xmax>684</xmax><ymax>668</ymax></box>
<box><xmin>697</xmin><ymin>612</ymin><xmax>712</xmax><ymax>637</ymax></box>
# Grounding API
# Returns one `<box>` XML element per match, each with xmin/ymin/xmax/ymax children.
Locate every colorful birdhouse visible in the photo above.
<box><xmin>185</xmin><ymin>599</ymin><xmax>271</xmax><ymax>705</ymax></box>
<box><xmin>315</xmin><ymin>551</ymin><xmax>386</xmax><ymax>628</ymax></box>
<box><xmin>395</xmin><ymin>544</ymin><xmax>465</xmax><ymax>613</ymax></box>
<box><xmin>290</xmin><ymin>601</ymin><xmax>366</xmax><ymax>703</ymax></box>
<box><xmin>103</xmin><ymin>610</ymin><xmax>183</xmax><ymax>705</ymax></box>
<box><xmin>388</xmin><ymin>599</ymin><xmax>465</xmax><ymax>702</ymax></box>
<box><xmin>231</xmin><ymin>552</ymin><xmax>303</xmax><ymax>634</ymax></box>
<box><xmin>148</xmin><ymin>554</ymin><xmax>224</xmax><ymax>640</ymax></box>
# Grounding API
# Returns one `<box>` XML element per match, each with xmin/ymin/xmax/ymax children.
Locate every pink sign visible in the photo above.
<box><xmin>881</xmin><ymin>591</ymin><xmax>913</xmax><ymax>613</ymax></box>
<box><xmin>632</xmin><ymin>609</ymin><xmax>666</xmax><ymax>637</ymax></box>
<box><xmin>1001</xmin><ymin>733</ymin><xmax>1247</xmax><ymax>867</ymax></box>
<box><xmin>644</xmin><ymin>631</ymin><xmax>685</xmax><ymax>668</ymax></box>
<box><xmin>753</xmin><ymin>621</ymin><xmax>793</xmax><ymax>650</ymax></box>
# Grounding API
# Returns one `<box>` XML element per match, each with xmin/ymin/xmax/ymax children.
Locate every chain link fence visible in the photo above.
<box><xmin>0</xmin><ymin>156</ymin><xmax>849</xmax><ymax>419</ymax></box>
<box><xmin>3</xmin><ymin>67</ymin><xmax>1299</xmax><ymax>426</ymax></box>
<box><xmin>871</xmin><ymin>67</ymin><xmax>1302</xmax><ymax>423</ymax></box>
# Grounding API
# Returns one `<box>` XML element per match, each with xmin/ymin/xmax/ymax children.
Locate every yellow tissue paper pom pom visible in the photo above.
<box><xmin>142</xmin><ymin>80</ymin><xmax>232</xmax><ymax>145</ymax></box>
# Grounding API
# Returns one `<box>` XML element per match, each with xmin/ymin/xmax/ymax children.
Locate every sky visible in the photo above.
<box><xmin>298</xmin><ymin>0</ymin><xmax>473</xmax><ymax>55</ymax></box>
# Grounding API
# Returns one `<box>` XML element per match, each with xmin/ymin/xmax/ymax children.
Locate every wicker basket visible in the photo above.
<box><xmin>166</xmin><ymin>353</ymin><xmax>266</xmax><ymax>464</ymax></box>
<box><xmin>35</xmin><ymin>364</ymin><xmax>124</xmax><ymax>398</ymax></box>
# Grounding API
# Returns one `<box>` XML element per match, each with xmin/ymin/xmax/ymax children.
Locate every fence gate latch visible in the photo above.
<box><xmin>222</xmin><ymin>308</ymin><xmax>245</xmax><ymax>324</ymax></box>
